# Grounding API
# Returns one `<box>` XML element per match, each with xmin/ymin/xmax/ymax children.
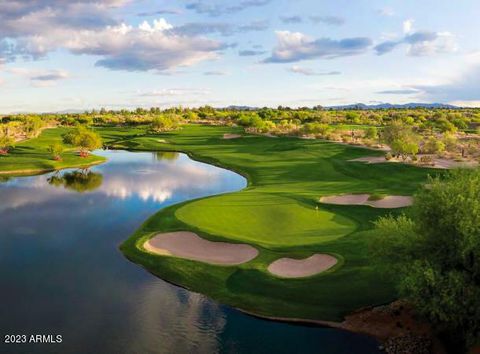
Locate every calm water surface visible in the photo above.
<box><xmin>0</xmin><ymin>150</ymin><xmax>381</xmax><ymax>354</ymax></box>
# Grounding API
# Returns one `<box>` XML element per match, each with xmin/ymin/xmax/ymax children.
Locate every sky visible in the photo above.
<box><xmin>0</xmin><ymin>0</ymin><xmax>479</xmax><ymax>113</ymax></box>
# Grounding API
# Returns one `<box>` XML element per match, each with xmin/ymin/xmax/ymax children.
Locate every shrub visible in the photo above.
<box><xmin>371</xmin><ymin>169</ymin><xmax>480</xmax><ymax>349</ymax></box>
<box><xmin>62</xmin><ymin>126</ymin><xmax>102</xmax><ymax>157</ymax></box>
<box><xmin>151</xmin><ymin>114</ymin><xmax>181</xmax><ymax>133</ymax></box>
<box><xmin>365</xmin><ymin>126</ymin><xmax>378</xmax><ymax>140</ymax></box>
<box><xmin>48</xmin><ymin>143</ymin><xmax>65</xmax><ymax>161</ymax></box>
<box><xmin>423</xmin><ymin>136</ymin><xmax>446</xmax><ymax>155</ymax></box>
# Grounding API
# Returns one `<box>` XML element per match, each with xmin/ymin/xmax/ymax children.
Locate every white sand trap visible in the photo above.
<box><xmin>223</xmin><ymin>134</ymin><xmax>242</xmax><ymax>140</ymax></box>
<box><xmin>320</xmin><ymin>194</ymin><xmax>413</xmax><ymax>208</ymax></box>
<box><xmin>349</xmin><ymin>156</ymin><xmax>391</xmax><ymax>164</ymax></box>
<box><xmin>320</xmin><ymin>194</ymin><xmax>370</xmax><ymax>206</ymax></box>
<box><xmin>366</xmin><ymin>196</ymin><xmax>413</xmax><ymax>208</ymax></box>
<box><xmin>268</xmin><ymin>254</ymin><xmax>338</xmax><ymax>278</ymax></box>
<box><xmin>144</xmin><ymin>231</ymin><xmax>258</xmax><ymax>265</ymax></box>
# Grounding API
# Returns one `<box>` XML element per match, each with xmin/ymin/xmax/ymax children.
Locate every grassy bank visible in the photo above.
<box><xmin>0</xmin><ymin>128</ymin><xmax>106</xmax><ymax>176</ymax></box>
<box><xmin>108</xmin><ymin>124</ymin><xmax>437</xmax><ymax>322</ymax></box>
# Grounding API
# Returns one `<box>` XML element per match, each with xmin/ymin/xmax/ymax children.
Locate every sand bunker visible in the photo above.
<box><xmin>268</xmin><ymin>254</ymin><xmax>338</xmax><ymax>278</ymax></box>
<box><xmin>350</xmin><ymin>156</ymin><xmax>391</xmax><ymax>164</ymax></box>
<box><xmin>143</xmin><ymin>231</ymin><xmax>258</xmax><ymax>265</ymax></box>
<box><xmin>350</xmin><ymin>156</ymin><xmax>479</xmax><ymax>169</ymax></box>
<box><xmin>223</xmin><ymin>134</ymin><xmax>242</xmax><ymax>140</ymax></box>
<box><xmin>320</xmin><ymin>194</ymin><xmax>413</xmax><ymax>208</ymax></box>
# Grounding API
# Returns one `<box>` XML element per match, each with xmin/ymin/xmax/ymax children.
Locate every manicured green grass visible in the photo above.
<box><xmin>0</xmin><ymin>128</ymin><xmax>106</xmax><ymax>175</ymax></box>
<box><xmin>175</xmin><ymin>192</ymin><xmax>356</xmax><ymax>248</ymax></box>
<box><xmin>111</xmin><ymin>124</ymin><xmax>438</xmax><ymax>322</ymax></box>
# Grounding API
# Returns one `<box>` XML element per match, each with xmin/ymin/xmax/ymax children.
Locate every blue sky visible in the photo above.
<box><xmin>0</xmin><ymin>0</ymin><xmax>479</xmax><ymax>112</ymax></box>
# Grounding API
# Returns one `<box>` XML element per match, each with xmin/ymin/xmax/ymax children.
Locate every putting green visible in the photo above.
<box><xmin>175</xmin><ymin>192</ymin><xmax>356</xmax><ymax>248</ymax></box>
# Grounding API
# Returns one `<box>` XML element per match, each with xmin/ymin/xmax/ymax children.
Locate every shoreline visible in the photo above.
<box><xmin>0</xmin><ymin>158</ymin><xmax>106</xmax><ymax>176</ymax></box>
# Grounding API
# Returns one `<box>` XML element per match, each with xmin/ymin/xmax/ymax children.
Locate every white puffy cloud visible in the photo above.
<box><xmin>2</xmin><ymin>18</ymin><xmax>223</xmax><ymax>72</ymax></box>
<box><xmin>0</xmin><ymin>1</ymin><xmax>225</xmax><ymax>72</ymax></box>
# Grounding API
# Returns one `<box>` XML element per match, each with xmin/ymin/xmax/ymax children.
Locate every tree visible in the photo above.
<box><xmin>48</xmin><ymin>143</ymin><xmax>65</xmax><ymax>161</ymax></box>
<box><xmin>371</xmin><ymin>169</ymin><xmax>480</xmax><ymax>349</ymax></box>
<box><xmin>48</xmin><ymin>170</ymin><xmax>103</xmax><ymax>193</ymax></box>
<box><xmin>382</xmin><ymin>120</ymin><xmax>420</xmax><ymax>159</ymax></box>
<box><xmin>443</xmin><ymin>133</ymin><xmax>458</xmax><ymax>152</ymax></box>
<box><xmin>423</xmin><ymin>136</ymin><xmax>445</xmax><ymax>155</ymax></box>
<box><xmin>62</xmin><ymin>126</ymin><xmax>102</xmax><ymax>157</ymax></box>
<box><xmin>364</xmin><ymin>126</ymin><xmax>378</xmax><ymax>140</ymax></box>
<box><xmin>150</xmin><ymin>114</ymin><xmax>180</xmax><ymax>133</ymax></box>
<box><xmin>23</xmin><ymin>116</ymin><xmax>44</xmax><ymax>138</ymax></box>
<box><xmin>0</xmin><ymin>126</ymin><xmax>15</xmax><ymax>155</ymax></box>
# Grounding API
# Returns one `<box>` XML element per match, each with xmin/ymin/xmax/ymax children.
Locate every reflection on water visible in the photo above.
<box><xmin>0</xmin><ymin>150</ymin><xmax>381</xmax><ymax>354</ymax></box>
<box><xmin>154</xmin><ymin>151</ymin><xmax>180</xmax><ymax>161</ymax></box>
<box><xmin>48</xmin><ymin>170</ymin><xmax>103</xmax><ymax>193</ymax></box>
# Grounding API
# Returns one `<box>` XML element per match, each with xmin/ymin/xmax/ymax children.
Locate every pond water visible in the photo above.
<box><xmin>0</xmin><ymin>150</ymin><xmax>381</xmax><ymax>354</ymax></box>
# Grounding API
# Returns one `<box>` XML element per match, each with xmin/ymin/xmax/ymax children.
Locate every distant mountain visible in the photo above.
<box><xmin>326</xmin><ymin>103</ymin><xmax>459</xmax><ymax>110</ymax></box>
<box><xmin>224</xmin><ymin>105</ymin><xmax>259</xmax><ymax>111</ymax></box>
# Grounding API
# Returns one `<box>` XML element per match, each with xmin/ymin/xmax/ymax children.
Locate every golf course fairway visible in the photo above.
<box><xmin>1</xmin><ymin>125</ymin><xmax>436</xmax><ymax>322</ymax></box>
<box><xmin>114</xmin><ymin>124</ymin><xmax>437</xmax><ymax>322</ymax></box>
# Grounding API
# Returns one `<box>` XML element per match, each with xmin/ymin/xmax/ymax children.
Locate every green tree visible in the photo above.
<box><xmin>364</xmin><ymin>126</ymin><xmax>378</xmax><ymax>140</ymax></box>
<box><xmin>0</xmin><ymin>126</ymin><xmax>15</xmax><ymax>155</ymax></box>
<box><xmin>48</xmin><ymin>170</ymin><xmax>103</xmax><ymax>193</ymax></box>
<box><xmin>382</xmin><ymin>120</ymin><xmax>420</xmax><ymax>158</ymax></box>
<box><xmin>150</xmin><ymin>114</ymin><xmax>180</xmax><ymax>133</ymax></box>
<box><xmin>48</xmin><ymin>143</ymin><xmax>65</xmax><ymax>161</ymax></box>
<box><xmin>443</xmin><ymin>133</ymin><xmax>458</xmax><ymax>152</ymax></box>
<box><xmin>23</xmin><ymin>116</ymin><xmax>44</xmax><ymax>138</ymax></box>
<box><xmin>63</xmin><ymin>126</ymin><xmax>102</xmax><ymax>157</ymax></box>
<box><xmin>371</xmin><ymin>169</ymin><xmax>480</xmax><ymax>348</ymax></box>
<box><xmin>423</xmin><ymin>136</ymin><xmax>446</xmax><ymax>155</ymax></box>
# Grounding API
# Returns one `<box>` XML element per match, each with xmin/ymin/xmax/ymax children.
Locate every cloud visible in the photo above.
<box><xmin>288</xmin><ymin>65</ymin><xmax>341</xmax><ymax>76</ymax></box>
<box><xmin>239</xmin><ymin>49</ymin><xmax>267</xmax><ymax>56</ymax></box>
<box><xmin>30</xmin><ymin>70</ymin><xmax>69</xmax><ymax>81</ymax></box>
<box><xmin>263</xmin><ymin>31</ymin><xmax>372</xmax><ymax>63</ymax></box>
<box><xmin>137</xmin><ymin>9</ymin><xmax>182</xmax><ymax>16</ymax></box>
<box><xmin>203</xmin><ymin>70</ymin><xmax>228</xmax><ymax>76</ymax></box>
<box><xmin>185</xmin><ymin>0</ymin><xmax>271</xmax><ymax>17</ymax></box>
<box><xmin>7</xmin><ymin>67</ymin><xmax>69</xmax><ymax>86</ymax></box>
<box><xmin>375</xmin><ymin>20</ymin><xmax>457</xmax><ymax>56</ymax></box>
<box><xmin>413</xmin><ymin>64</ymin><xmax>480</xmax><ymax>103</ymax></box>
<box><xmin>1</xmin><ymin>17</ymin><xmax>224</xmax><ymax>72</ymax></box>
<box><xmin>174</xmin><ymin>23</ymin><xmax>236</xmax><ymax>36</ymax></box>
<box><xmin>0</xmin><ymin>2</ymin><xmax>226</xmax><ymax>72</ymax></box>
<box><xmin>376</xmin><ymin>88</ymin><xmax>420</xmax><ymax>95</ymax></box>
<box><xmin>403</xmin><ymin>19</ymin><xmax>414</xmax><ymax>34</ymax></box>
<box><xmin>173</xmin><ymin>20</ymin><xmax>268</xmax><ymax>37</ymax></box>
<box><xmin>309</xmin><ymin>16</ymin><xmax>345</xmax><ymax>26</ymax></box>
<box><xmin>0</xmin><ymin>1</ymin><xmax>123</xmax><ymax>39</ymax></box>
<box><xmin>280</xmin><ymin>16</ymin><xmax>303</xmax><ymax>24</ymax></box>
<box><xmin>238</xmin><ymin>20</ymin><xmax>269</xmax><ymax>32</ymax></box>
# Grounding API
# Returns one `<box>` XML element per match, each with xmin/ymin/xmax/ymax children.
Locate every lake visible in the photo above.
<box><xmin>0</xmin><ymin>150</ymin><xmax>381</xmax><ymax>354</ymax></box>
